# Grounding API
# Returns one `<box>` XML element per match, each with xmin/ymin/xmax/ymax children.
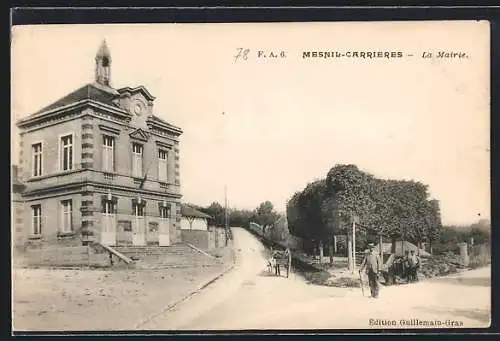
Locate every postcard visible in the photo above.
<box><xmin>11</xmin><ymin>20</ymin><xmax>490</xmax><ymax>331</ymax></box>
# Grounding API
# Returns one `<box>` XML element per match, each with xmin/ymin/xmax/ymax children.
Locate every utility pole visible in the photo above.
<box><xmin>346</xmin><ymin>213</ymin><xmax>353</xmax><ymax>272</ymax></box>
<box><xmin>379</xmin><ymin>233</ymin><xmax>383</xmax><ymax>260</ymax></box>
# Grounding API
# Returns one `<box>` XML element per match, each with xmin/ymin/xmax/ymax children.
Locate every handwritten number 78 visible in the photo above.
<box><xmin>234</xmin><ymin>48</ymin><xmax>250</xmax><ymax>62</ymax></box>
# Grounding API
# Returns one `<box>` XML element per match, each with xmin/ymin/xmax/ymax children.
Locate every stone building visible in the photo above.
<box><xmin>15</xmin><ymin>40</ymin><xmax>183</xmax><ymax>247</ymax></box>
<box><xmin>12</xmin><ymin>165</ymin><xmax>26</xmax><ymax>249</ymax></box>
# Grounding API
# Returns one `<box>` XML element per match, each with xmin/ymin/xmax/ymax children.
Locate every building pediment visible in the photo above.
<box><xmin>129</xmin><ymin>128</ymin><xmax>150</xmax><ymax>142</ymax></box>
<box><xmin>118</xmin><ymin>86</ymin><xmax>155</xmax><ymax>101</ymax></box>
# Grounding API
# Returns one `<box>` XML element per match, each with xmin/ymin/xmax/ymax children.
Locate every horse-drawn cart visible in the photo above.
<box><xmin>269</xmin><ymin>249</ymin><xmax>292</xmax><ymax>278</ymax></box>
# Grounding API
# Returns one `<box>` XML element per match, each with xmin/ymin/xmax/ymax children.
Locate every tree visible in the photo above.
<box><xmin>256</xmin><ymin>201</ymin><xmax>278</xmax><ymax>235</ymax></box>
<box><xmin>269</xmin><ymin>214</ymin><xmax>289</xmax><ymax>242</ymax></box>
<box><xmin>423</xmin><ymin>199</ymin><xmax>442</xmax><ymax>253</ymax></box>
<box><xmin>287</xmin><ymin>163</ymin><xmax>443</xmax><ymax>263</ymax></box>
<box><xmin>202</xmin><ymin>202</ymin><xmax>225</xmax><ymax>227</ymax></box>
<box><xmin>470</xmin><ymin>219</ymin><xmax>491</xmax><ymax>245</ymax></box>
<box><xmin>229</xmin><ymin>209</ymin><xmax>257</xmax><ymax>227</ymax></box>
<box><xmin>286</xmin><ymin>192</ymin><xmax>302</xmax><ymax>238</ymax></box>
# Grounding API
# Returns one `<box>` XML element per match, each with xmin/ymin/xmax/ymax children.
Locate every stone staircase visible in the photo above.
<box><xmin>112</xmin><ymin>243</ymin><xmax>220</xmax><ymax>269</ymax></box>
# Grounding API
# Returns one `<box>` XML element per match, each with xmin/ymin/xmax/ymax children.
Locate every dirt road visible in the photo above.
<box><xmin>140</xmin><ymin>228</ymin><xmax>491</xmax><ymax>330</ymax></box>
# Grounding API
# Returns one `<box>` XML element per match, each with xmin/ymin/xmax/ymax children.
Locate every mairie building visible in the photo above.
<box><xmin>15</xmin><ymin>40</ymin><xmax>183</xmax><ymax>248</ymax></box>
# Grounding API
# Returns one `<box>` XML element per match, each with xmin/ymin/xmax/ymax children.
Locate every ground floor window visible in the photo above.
<box><xmin>31</xmin><ymin>204</ymin><xmax>42</xmax><ymax>235</ymax></box>
<box><xmin>60</xmin><ymin>199</ymin><xmax>73</xmax><ymax>233</ymax></box>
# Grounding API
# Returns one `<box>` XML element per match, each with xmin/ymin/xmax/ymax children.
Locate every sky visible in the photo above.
<box><xmin>11</xmin><ymin>21</ymin><xmax>490</xmax><ymax>225</ymax></box>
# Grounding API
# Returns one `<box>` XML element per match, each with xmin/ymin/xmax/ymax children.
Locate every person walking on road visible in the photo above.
<box><xmin>359</xmin><ymin>243</ymin><xmax>382</xmax><ymax>298</ymax></box>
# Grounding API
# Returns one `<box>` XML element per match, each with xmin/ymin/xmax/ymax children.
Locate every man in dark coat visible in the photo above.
<box><xmin>359</xmin><ymin>243</ymin><xmax>382</xmax><ymax>298</ymax></box>
<box><xmin>409</xmin><ymin>250</ymin><xmax>420</xmax><ymax>282</ymax></box>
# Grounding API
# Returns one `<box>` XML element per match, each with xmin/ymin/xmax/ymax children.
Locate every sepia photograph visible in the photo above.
<box><xmin>11</xmin><ymin>20</ymin><xmax>491</xmax><ymax>331</ymax></box>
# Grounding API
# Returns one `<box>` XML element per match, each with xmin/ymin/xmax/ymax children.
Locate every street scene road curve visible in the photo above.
<box><xmin>140</xmin><ymin>228</ymin><xmax>490</xmax><ymax>330</ymax></box>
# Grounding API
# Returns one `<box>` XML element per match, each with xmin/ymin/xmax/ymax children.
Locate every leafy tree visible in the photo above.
<box><xmin>229</xmin><ymin>209</ymin><xmax>257</xmax><ymax>227</ymax></box>
<box><xmin>201</xmin><ymin>202</ymin><xmax>225</xmax><ymax>227</ymax></box>
<box><xmin>287</xmin><ymin>163</ymin><xmax>443</xmax><ymax>260</ymax></box>
<box><xmin>256</xmin><ymin>201</ymin><xmax>278</xmax><ymax>235</ymax></box>
<box><xmin>470</xmin><ymin>219</ymin><xmax>491</xmax><ymax>244</ymax></box>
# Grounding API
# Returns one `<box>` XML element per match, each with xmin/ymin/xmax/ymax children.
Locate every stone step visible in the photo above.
<box><xmin>110</xmin><ymin>244</ymin><xmax>218</xmax><ymax>270</ymax></box>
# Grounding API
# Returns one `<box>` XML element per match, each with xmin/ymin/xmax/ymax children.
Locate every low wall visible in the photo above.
<box><xmin>181</xmin><ymin>230</ymin><xmax>211</xmax><ymax>250</ymax></box>
<box><xmin>24</xmin><ymin>233</ymin><xmax>83</xmax><ymax>250</ymax></box>
<box><xmin>18</xmin><ymin>245</ymin><xmax>110</xmax><ymax>268</ymax></box>
<box><xmin>213</xmin><ymin>227</ymin><xmax>227</xmax><ymax>248</ymax></box>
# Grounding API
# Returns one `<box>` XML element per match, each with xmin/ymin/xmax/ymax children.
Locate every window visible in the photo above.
<box><xmin>159</xmin><ymin>206</ymin><xmax>169</xmax><ymax>219</ymax></box>
<box><xmin>102</xmin><ymin>135</ymin><xmax>115</xmax><ymax>172</ymax></box>
<box><xmin>32</xmin><ymin>143</ymin><xmax>43</xmax><ymax>177</ymax></box>
<box><xmin>102</xmin><ymin>200</ymin><xmax>116</xmax><ymax>234</ymax></box>
<box><xmin>32</xmin><ymin>205</ymin><xmax>42</xmax><ymax>235</ymax></box>
<box><xmin>132</xmin><ymin>143</ymin><xmax>143</xmax><ymax>178</ymax></box>
<box><xmin>60</xmin><ymin>200</ymin><xmax>73</xmax><ymax>233</ymax></box>
<box><xmin>60</xmin><ymin>134</ymin><xmax>74</xmax><ymax>171</ymax></box>
<box><xmin>102</xmin><ymin>201</ymin><xmax>116</xmax><ymax>214</ymax></box>
<box><xmin>158</xmin><ymin>150</ymin><xmax>168</xmax><ymax>182</ymax></box>
<box><xmin>133</xmin><ymin>203</ymin><xmax>145</xmax><ymax>217</ymax></box>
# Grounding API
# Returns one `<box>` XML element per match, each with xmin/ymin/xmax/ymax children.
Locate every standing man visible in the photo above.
<box><xmin>359</xmin><ymin>243</ymin><xmax>382</xmax><ymax>298</ymax></box>
<box><xmin>409</xmin><ymin>250</ymin><xmax>420</xmax><ymax>282</ymax></box>
<box><xmin>403</xmin><ymin>250</ymin><xmax>411</xmax><ymax>282</ymax></box>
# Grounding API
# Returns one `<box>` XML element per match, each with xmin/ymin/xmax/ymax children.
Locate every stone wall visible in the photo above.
<box><xmin>19</xmin><ymin>245</ymin><xmax>110</xmax><ymax>267</ymax></box>
<box><xmin>181</xmin><ymin>230</ymin><xmax>211</xmax><ymax>250</ymax></box>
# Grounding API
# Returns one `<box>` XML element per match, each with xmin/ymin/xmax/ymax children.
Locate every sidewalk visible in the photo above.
<box><xmin>13</xmin><ymin>245</ymin><xmax>235</xmax><ymax>331</ymax></box>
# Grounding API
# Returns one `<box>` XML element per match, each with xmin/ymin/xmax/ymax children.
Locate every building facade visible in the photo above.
<box><xmin>12</xmin><ymin>165</ymin><xmax>26</xmax><ymax>249</ymax></box>
<box><xmin>15</xmin><ymin>40</ymin><xmax>183</xmax><ymax>247</ymax></box>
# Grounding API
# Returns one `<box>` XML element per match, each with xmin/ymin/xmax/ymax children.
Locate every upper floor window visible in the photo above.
<box><xmin>32</xmin><ymin>142</ymin><xmax>43</xmax><ymax>177</ymax></box>
<box><xmin>132</xmin><ymin>143</ymin><xmax>143</xmax><ymax>178</ymax></box>
<box><xmin>158</xmin><ymin>149</ymin><xmax>168</xmax><ymax>182</ymax></box>
<box><xmin>60</xmin><ymin>134</ymin><xmax>74</xmax><ymax>171</ymax></box>
<box><xmin>102</xmin><ymin>135</ymin><xmax>115</xmax><ymax>172</ymax></box>
<box><xmin>32</xmin><ymin>204</ymin><xmax>42</xmax><ymax>235</ymax></box>
<box><xmin>133</xmin><ymin>202</ymin><xmax>145</xmax><ymax>217</ymax></box>
<box><xmin>102</xmin><ymin>200</ymin><xmax>116</xmax><ymax>215</ymax></box>
<box><xmin>60</xmin><ymin>200</ymin><xmax>73</xmax><ymax>233</ymax></box>
<box><xmin>159</xmin><ymin>206</ymin><xmax>170</xmax><ymax>219</ymax></box>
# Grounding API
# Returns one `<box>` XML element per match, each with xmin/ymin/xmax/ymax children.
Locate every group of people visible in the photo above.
<box><xmin>359</xmin><ymin>243</ymin><xmax>422</xmax><ymax>299</ymax></box>
<box><xmin>403</xmin><ymin>250</ymin><xmax>421</xmax><ymax>283</ymax></box>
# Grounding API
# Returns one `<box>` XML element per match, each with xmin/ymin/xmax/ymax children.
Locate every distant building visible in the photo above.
<box><xmin>180</xmin><ymin>204</ymin><xmax>212</xmax><ymax>231</ymax></box>
<box><xmin>180</xmin><ymin>204</ymin><xmax>226</xmax><ymax>249</ymax></box>
<box><xmin>15</xmin><ymin>40</ymin><xmax>183</xmax><ymax>248</ymax></box>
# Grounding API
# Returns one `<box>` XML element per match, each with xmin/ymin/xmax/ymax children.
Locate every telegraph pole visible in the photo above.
<box><xmin>221</xmin><ymin>111</ymin><xmax>229</xmax><ymax>246</ymax></box>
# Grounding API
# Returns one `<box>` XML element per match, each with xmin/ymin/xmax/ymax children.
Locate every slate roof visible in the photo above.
<box><xmin>181</xmin><ymin>204</ymin><xmax>213</xmax><ymax>219</ymax></box>
<box><xmin>146</xmin><ymin>115</ymin><xmax>183</xmax><ymax>133</ymax></box>
<box><xmin>30</xmin><ymin>83</ymin><xmax>122</xmax><ymax>117</ymax></box>
<box><xmin>20</xmin><ymin>83</ymin><xmax>182</xmax><ymax>134</ymax></box>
